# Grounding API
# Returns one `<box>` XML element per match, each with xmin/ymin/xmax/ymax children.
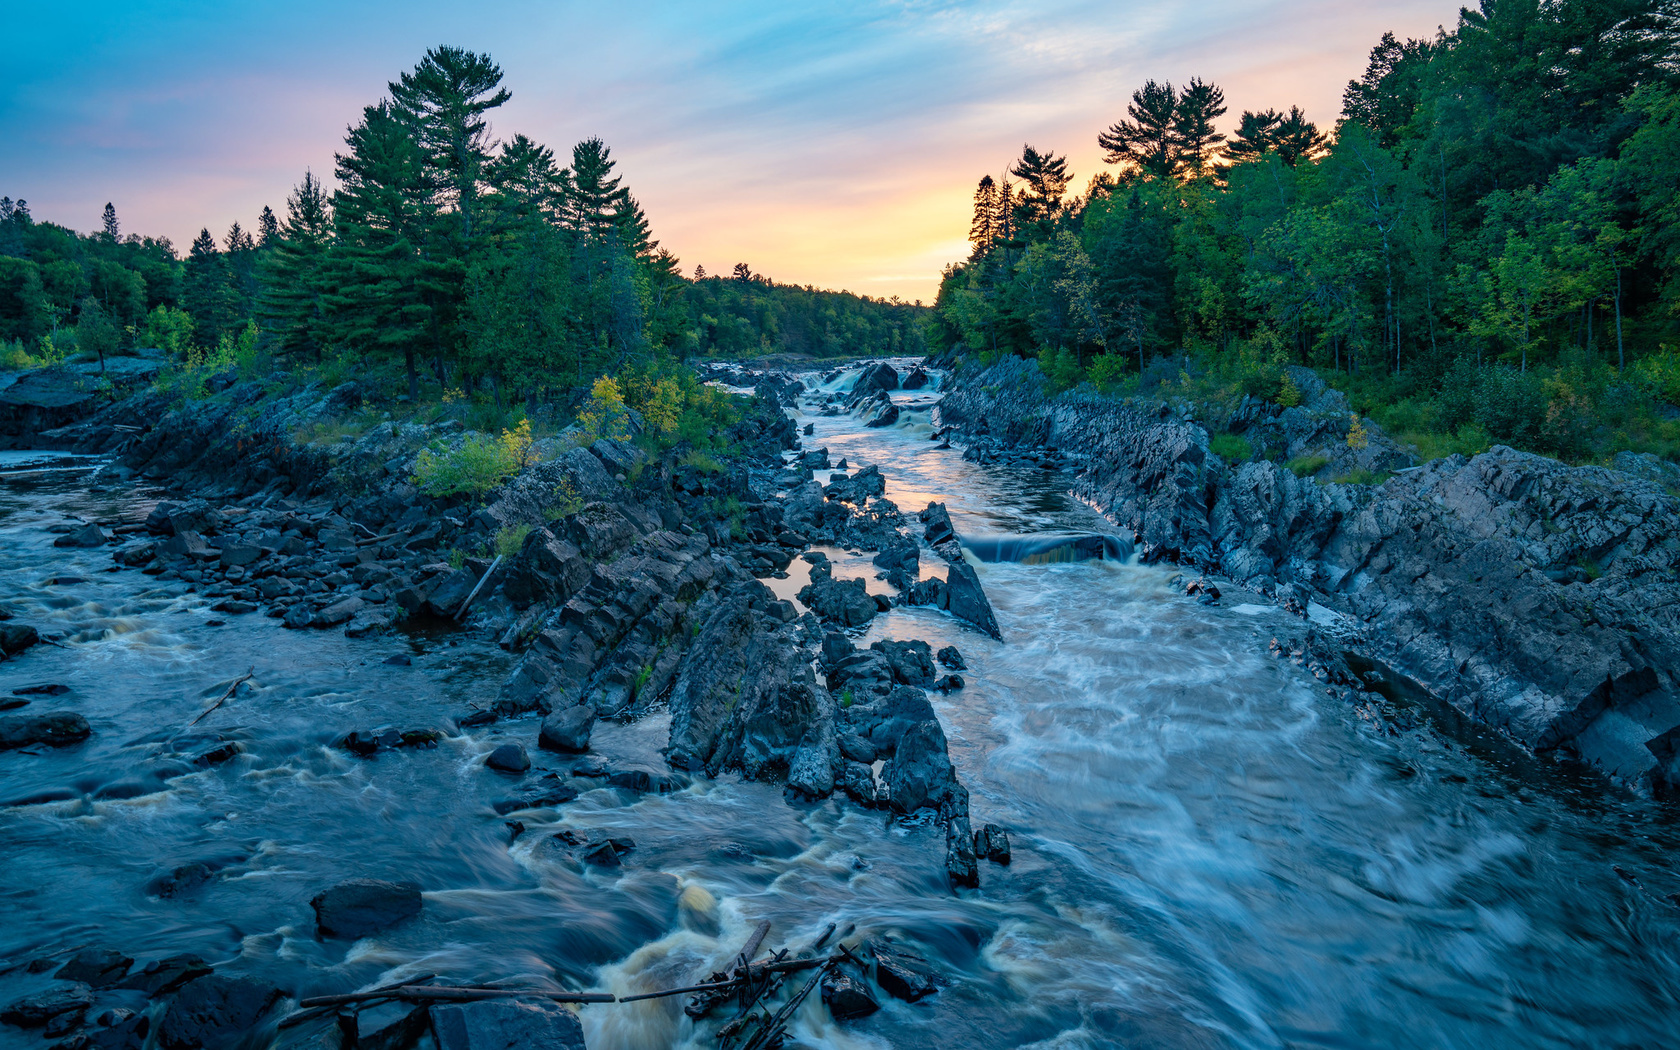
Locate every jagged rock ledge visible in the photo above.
<box><xmin>936</xmin><ymin>354</ymin><xmax>1680</xmax><ymax>792</ymax></box>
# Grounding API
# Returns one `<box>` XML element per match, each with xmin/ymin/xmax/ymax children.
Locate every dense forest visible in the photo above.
<box><xmin>0</xmin><ymin>46</ymin><xmax>923</xmax><ymax>408</ymax></box>
<box><xmin>930</xmin><ymin>0</ymin><xmax>1680</xmax><ymax>463</ymax></box>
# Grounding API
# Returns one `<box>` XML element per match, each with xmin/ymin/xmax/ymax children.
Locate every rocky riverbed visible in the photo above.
<box><xmin>8</xmin><ymin>357</ymin><xmax>1680</xmax><ymax>1050</ymax></box>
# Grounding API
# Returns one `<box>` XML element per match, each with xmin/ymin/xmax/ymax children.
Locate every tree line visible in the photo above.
<box><xmin>0</xmin><ymin>46</ymin><xmax>924</xmax><ymax>395</ymax></box>
<box><xmin>930</xmin><ymin>0</ymin><xmax>1680</xmax><ymax>461</ymax></box>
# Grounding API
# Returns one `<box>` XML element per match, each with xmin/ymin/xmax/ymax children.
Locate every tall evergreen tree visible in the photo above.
<box><xmin>388</xmin><ymin>45</ymin><xmax>511</xmax><ymax>243</ymax></box>
<box><xmin>180</xmin><ymin>228</ymin><xmax>240</xmax><ymax>350</ymax></box>
<box><xmin>1342</xmin><ymin>32</ymin><xmax>1435</xmax><ymax>148</ymax></box>
<box><xmin>1274</xmin><ymin>107</ymin><xmax>1330</xmax><ymax>166</ymax></box>
<box><xmin>257</xmin><ymin>206</ymin><xmax>279</xmax><ymax>247</ymax></box>
<box><xmin>101</xmin><ymin>203</ymin><xmax>119</xmax><ymax>241</ymax></box>
<box><xmin>566</xmin><ymin>137</ymin><xmax>628</xmax><ymax>239</ymax></box>
<box><xmin>258</xmin><ymin>171</ymin><xmax>334</xmax><ymax>361</ymax></box>
<box><xmin>1173</xmin><ymin>78</ymin><xmax>1228</xmax><ymax>176</ymax></box>
<box><xmin>326</xmin><ymin>101</ymin><xmax>438</xmax><ymax>398</ymax></box>
<box><xmin>1098</xmin><ymin>80</ymin><xmax>1181</xmax><ymax>179</ymax></box>
<box><xmin>1227</xmin><ymin>109</ymin><xmax>1284</xmax><ymax>164</ymax></box>
<box><xmin>969</xmin><ymin>175</ymin><xmax>1000</xmax><ymax>257</ymax></box>
<box><xmin>1009</xmin><ymin>145</ymin><xmax>1072</xmax><ymax>227</ymax></box>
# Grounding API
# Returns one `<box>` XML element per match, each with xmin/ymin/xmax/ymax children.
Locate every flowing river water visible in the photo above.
<box><xmin>3</xmin><ymin>374</ymin><xmax>1680</xmax><ymax>1049</ymax></box>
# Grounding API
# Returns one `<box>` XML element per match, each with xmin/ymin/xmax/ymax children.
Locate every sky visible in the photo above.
<box><xmin>0</xmin><ymin>0</ymin><xmax>1462</xmax><ymax>304</ymax></box>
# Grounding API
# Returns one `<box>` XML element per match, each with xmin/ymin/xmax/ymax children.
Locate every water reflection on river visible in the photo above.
<box><xmin>2</xmin><ymin>371</ymin><xmax>1679</xmax><ymax>1050</ymax></box>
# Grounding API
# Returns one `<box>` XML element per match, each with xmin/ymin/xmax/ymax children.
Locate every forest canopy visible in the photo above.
<box><xmin>929</xmin><ymin>0</ymin><xmax>1680</xmax><ymax>463</ymax></box>
<box><xmin>0</xmin><ymin>46</ymin><xmax>924</xmax><ymax>403</ymax></box>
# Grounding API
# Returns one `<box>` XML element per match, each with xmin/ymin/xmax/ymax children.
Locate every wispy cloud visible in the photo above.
<box><xmin>0</xmin><ymin>0</ymin><xmax>1457</xmax><ymax>300</ymax></box>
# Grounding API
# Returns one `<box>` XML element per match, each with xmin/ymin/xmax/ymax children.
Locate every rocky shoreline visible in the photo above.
<box><xmin>934</xmin><ymin>354</ymin><xmax>1680</xmax><ymax>793</ymax></box>
<box><xmin>1</xmin><ymin>363</ymin><xmax>1011</xmax><ymax>1048</ymax></box>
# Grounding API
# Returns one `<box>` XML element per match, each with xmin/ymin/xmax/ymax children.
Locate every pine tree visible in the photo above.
<box><xmin>388</xmin><ymin>45</ymin><xmax>510</xmax><ymax>242</ymax></box>
<box><xmin>101</xmin><ymin>203</ymin><xmax>119</xmax><ymax>241</ymax></box>
<box><xmin>1342</xmin><ymin>32</ymin><xmax>1434</xmax><ymax>148</ymax></box>
<box><xmin>694</xmin><ymin>263</ymin><xmax>707</xmax><ymax>280</ymax></box>
<box><xmin>325</xmin><ymin>101</ymin><xmax>439</xmax><ymax>398</ymax></box>
<box><xmin>1226</xmin><ymin>109</ymin><xmax>1283</xmax><ymax>164</ymax></box>
<box><xmin>1098</xmin><ymin>80</ymin><xmax>1180</xmax><ymax>179</ymax></box>
<box><xmin>566</xmin><ymin>137</ymin><xmax>628</xmax><ymax>239</ymax></box>
<box><xmin>489</xmin><ymin>133</ymin><xmax>567</xmax><ymax>223</ymax></box>
<box><xmin>733</xmin><ymin>262</ymin><xmax>752</xmax><ymax>282</ymax></box>
<box><xmin>969</xmin><ymin>175</ymin><xmax>1000</xmax><ymax>256</ymax></box>
<box><xmin>258</xmin><ymin>171</ymin><xmax>334</xmax><ymax>361</ymax></box>
<box><xmin>1173</xmin><ymin>78</ymin><xmax>1227</xmax><ymax>176</ymax></box>
<box><xmin>1273</xmin><ymin>107</ymin><xmax>1329</xmax><ymax>166</ymax></box>
<box><xmin>180</xmin><ymin>228</ymin><xmax>241</xmax><ymax>350</ymax></box>
<box><xmin>257</xmin><ymin>206</ymin><xmax>279</xmax><ymax>247</ymax></box>
<box><xmin>1009</xmin><ymin>145</ymin><xmax>1072</xmax><ymax>227</ymax></box>
<box><xmin>617</xmin><ymin>194</ymin><xmax>658</xmax><ymax>258</ymax></box>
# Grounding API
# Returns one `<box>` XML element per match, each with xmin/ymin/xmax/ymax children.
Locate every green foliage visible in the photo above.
<box><xmin>412</xmin><ymin>420</ymin><xmax>534</xmax><ymax>499</ymax></box>
<box><xmin>447</xmin><ymin>548</ymin><xmax>466</xmax><ymax>570</ymax></box>
<box><xmin>679</xmin><ymin>450</ymin><xmax>724</xmax><ymax>474</ymax></box>
<box><xmin>494</xmin><ymin>523</ymin><xmax>532</xmax><ymax>558</ymax></box>
<box><xmin>576</xmin><ymin>375</ymin><xmax>630</xmax><ymax>442</ymax></box>
<box><xmin>1333</xmin><ymin>467</ymin><xmax>1390</xmax><ymax>486</ymax></box>
<box><xmin>1287</xmin><ymin>454</ymin><xmax>1330</xmax><ymax>477</ymax></box>
<box><xmin>1209</xmin><ymin>432</ymin><xmax>1253</xmax><ymax>462</ymax></box>
<box><xmin>144</xmin><ymin>306</ymin><xmax>194</xmax><ymax>357</ymax></box>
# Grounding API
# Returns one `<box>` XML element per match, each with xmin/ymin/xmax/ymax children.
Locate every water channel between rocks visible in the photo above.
<box><xmin>3</xmin><ymin>373</ymin><xmax>1680</xmax><ymax>1050</ymax></box>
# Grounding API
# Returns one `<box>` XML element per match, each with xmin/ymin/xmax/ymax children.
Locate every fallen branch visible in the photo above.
<box><xmin>278</xmin><ymin>973</ymin><xmax>437</xmax><ymax>1029</ymax></box>
<box><xmin>297</xmin><ymin>985</ymin><xmax>615</xmax><ymax>1008</ymax></box>
<box><xmin>185</xmin><ymin>668</ymin><xmax>255</xmax><ymax>728</ymax></box>
<box><xmin>454</xmin><ymin>555</ymin><xmax>503</xmax><ymax>621</ymax></box>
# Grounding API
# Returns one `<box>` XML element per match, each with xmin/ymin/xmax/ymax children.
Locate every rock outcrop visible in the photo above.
<box><xmin>938</xmin><ymin>354</ymin><xmax>1680</xmax><ymax>789</ymax></box>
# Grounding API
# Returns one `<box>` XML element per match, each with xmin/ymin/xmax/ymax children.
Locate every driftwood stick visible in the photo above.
<box><xmin>742</xmin><ymin>958</ymin><xmax>834</xmax><ymax>1050</ymax></box>
<box><xmin>185</xmin><ymin>668</ymin><xmax>255</xmax><ymax>728</ymax></box>
<box><xmin>618</xmin><ymin>978</ymin><xmax>740</xmax><ymax>1004</ymax></box>
<box><xmin>296</xmin><ymin>985</ymin><xmax>615</xmax><ymax>1008</ymax></box>
<box><xmin>454</xmin><ymin>555</ymin><xmax>503</xmax><ymax>620</ymax></box>
<box><xmin>736</xmin><ymin>919</ymin><xmax>772</xmax><ymax>971</ymax></box>
<box><xmin>278</xmin><ymin>973</ymin><xmax>437</xmax><ymax>1029</ymax></box>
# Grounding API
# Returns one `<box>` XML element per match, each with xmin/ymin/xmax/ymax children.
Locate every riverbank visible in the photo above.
<box><xmin>0</xmin><ymin>362</ymin><xmax>1011</xmax><ymax>1049</ymax></box>
<box><xmin>934</xmin><ymin>353</ymin><xmax>1680</xmax><ymax>793</ymax></box>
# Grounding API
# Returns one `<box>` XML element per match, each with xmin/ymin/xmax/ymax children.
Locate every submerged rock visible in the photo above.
<box><xmin>485</xmin><ymin>742</ymin><xmax>531</xmax><ymax>773</ymax></box>
<box><xmin>538</xmin><ymin>705</ymin><xmax>596</xmax><ymax>753</ymax></box>
<box><xmin>2</xmin><ymin>984</ymin><xmax>94</xmax><ymax>1028</ymax></box>
<box><xmin>53</xmin><ymin>523</ymin><xmax>108</xmax><ymax>548</ymax></box>
<box><xmin>0</xmin><ymin>711</ymin><xmax>91</xmax><ymax>749</ymax></box>
<box><xmin>821</xmin><ymin>969</ymin><xmax>880</xmax><ymax>1020</ymax></box>
<box><xmin>0</xmin><ymin>623</ymin><xmax>40</xmax><ymax>659</ymax></box>
<box><xmin>156</xmin><ymin>975</ymin><xmax>281</xmax><ymax>1050</ymax></box>
<box><xmin>56</xmin><ymin>948</ymin><xmax>132</xmax><ymax>988</ymax></box>
<box><xmin>429</xmin><ymin>997</ymin><xmax>585</xmax><ymax>1050</ymax></box>
<box><xmin>310</xmin><ymin>878</ymin><xmax>422</xmax><ymax>939</ymax></box>
<box><xmin>975</xmin><ymin>823</ymin><xmax>1012</xmax><ymax>864</ymax></box>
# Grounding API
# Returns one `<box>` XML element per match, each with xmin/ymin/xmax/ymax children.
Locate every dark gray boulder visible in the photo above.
<box><xmin>872</xmin><ymin>543</ymin><xmax>918</xmax><ymax>574</ymax></box>
<box><xmin>901</xmin><ymin>366</ymin><xmax>930</xmax><ymax>390</ymax></box>
<box><xmin>920</xmin><ymin>502</ymin><xmax>956</xmax><ymax>547</ymax></box>
<box><xmin>2</xmin><ymin>984</ymin><xmax>93</xmax><ymax>1027</ymax></box>
<box><xmin>868</xmin><ymin>942</ymin><xmax>939</xmax><ymax>1002</ymax></box>
<box><xmin>537</xmin><ymin>705</ymin><xmax>596</xmax><ymax>753</ymax></box>
<box><xmin>485</xmin><ymin>743</ymin><xmax>530</xmax><ymax>773</ymax></box>
<box><xmin>56</xmin><ymin>948</ymin><xmax>132</xmax><ymax>988</ymax></box>
<box><xmin>853</xmin><ymin>361</ymin><xmax>900</xmax><ymax>394</ymax></box>
<box><xmin>936</xmin><ymin>645</ymin><xmax>966</xmax><ymax>670</ymax></box>
<box><xmin>54</xmin><ymin>522</ymin><xmax>109</xmax><ymax>548</ymax></box>
<box><xmin>502</xmin><ymin>528</ymin><xmax>589</xmax><ymax>609</ymax></box>
<box><xmin>869</xmin><ymin>640</ymin><xmax>935</xmax><ymax>686</ymax></box>
<box><xmin>821</xmin><ymin>969</ymin><xmax>880</xmax><ymax>1019</ymax></box>
<box><xmin>882</xmin><ymin>719</ymin><xmax>958</xmax><ymax>814</ymax></box>
<box><xmin>0</xmin><ymin>623</ymin><xmax>40</xmax><ymax>659</ymax></box>
<box><xmin>118</xmin><ymin>954</ymin><xmax>213</xmax><ymax>996</ymax></box>
<box><xmin>0</xmin><ymin>711</ymin><xmax>91</xmax><ymax>749</ymax></box>
<box><xmin>943</xmin><ymin>561</ymin><xmax>1001</xmax><ymax>639</ymax></box>
<box><xmin>310</xmin><ymin>878</ymin><xmax>422</xmax><ymax>939</ymax></box>
<box><xmin>156</xmin><ymin>974</ymin><xmax>281</xmax><ymax>1049</ymax></box>
<box><xmin>798</xmin><ymin>575</ymin><xmax>877</xmax><ymax>627</ymax></box>
<box><xmin>340</xmin><ymin>998</ymin><xmax>428</xmax><ymax>1050</ymax></box>
<box><xmin>429</xmin><ymin>997</ymin><xmax>586</xmax><ymax>1050</ymax></box>
<box><xmin>975</xmin><ymin>823</ymin><xmax>1011</xmax><ymax>864</ymax></box>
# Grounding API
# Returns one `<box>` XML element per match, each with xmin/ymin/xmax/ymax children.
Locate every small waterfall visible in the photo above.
<box><xmin>961</xmin><ymin>532</ymin><xmax>1134</xmax><ymax>565</ymax></box>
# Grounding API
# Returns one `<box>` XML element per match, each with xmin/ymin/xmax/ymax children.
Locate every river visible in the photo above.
<box><xmin>2</xmin><ymin>372</ymin><xmax>1679</xmax><ymax>1049</ymax></box>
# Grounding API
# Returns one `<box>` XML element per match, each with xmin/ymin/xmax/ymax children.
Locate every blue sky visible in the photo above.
<box><xmin>0</xmin><ymin>1</ymin><xmax>1459</xmax><ymax>301</ymax></box>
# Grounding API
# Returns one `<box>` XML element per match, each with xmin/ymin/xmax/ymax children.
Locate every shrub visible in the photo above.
<box><xmin>1286</xmin><ymin>454</ymin><xmax>1330</xmax><ymax>477</ymax></box>
<box><xmin>1087</xmin><ymin>352</ymin><xmax>1129</xmax><ymax>390</ymax></box>
<box><xmin>1333</xmin><ymin>468</ymin><xmax>1390</xmax><ymax>486</ymax></box>
<box><xmin>680</xmin><ymin>450</ymin><xmax>725</xmax><ymax>474</ymax></box>
<box><xmin>413</xmin><ymin>420</ymin><xmax>534</xmax><ymax>499</ymax></box>
<box><xmin>144</xmin><ymin>305</ymin><xmax>194</xmax><ymax>357</ymax></box>
<box><xmin>1474</xmin><ymin>367</ymin><xmax>1548</xmax><ymax>447</ymax></box>
<box><xmin>1209</xmin><ymin>432</ymin><xmax>1253</xmax><ymax>462</ymax></box>
<box><xmin>1277</xmin><ymin>373</ymin><xmax>1303</xmax><ymax>407</ymax></box>
<box><xmin>577</xmin><ymin>375</ymin><xmax>631</xmax><ymax>442</ymax></box>
<box><xmin>494</xmin><ymin>523</ymin><xmax>532</xmax><ymax>558</ymax></box>
<box><xmin>1346</xmin><ymin>416</ymin><xmax>1369</xmax><ymax>450</ymax></box>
